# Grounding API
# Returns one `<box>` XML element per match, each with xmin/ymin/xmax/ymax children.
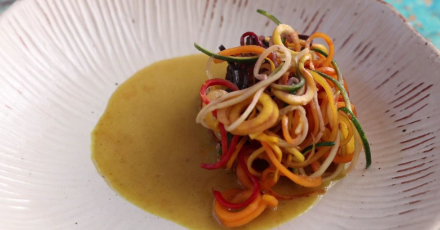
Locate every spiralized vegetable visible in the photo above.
<box><xmin>194</xmin><ymin>9</ymin><xmax>371</xmax><ymax>228</ymax></box>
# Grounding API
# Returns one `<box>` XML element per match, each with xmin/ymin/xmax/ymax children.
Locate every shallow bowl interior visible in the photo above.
<box><xmin>0</xmin><ymin>0</ymin><xmax>439</xmax><ymax>229</ymax></box>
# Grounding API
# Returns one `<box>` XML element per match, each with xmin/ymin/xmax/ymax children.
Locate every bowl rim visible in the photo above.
<box><xmin>1</xmin><ymin>0</ymin><xmax>438</xmax><ymax>55</ymax></box>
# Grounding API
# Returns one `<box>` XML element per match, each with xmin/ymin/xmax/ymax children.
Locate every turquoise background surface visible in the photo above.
<box><xmin>386</xmin><ymin>0</ymin><xmax>440</xmax><ymax>48</ymax></box>
<box><xmin>0</xmin><ymin>0</ymin><xmax>439</xmax><ymax>48</ymax></box>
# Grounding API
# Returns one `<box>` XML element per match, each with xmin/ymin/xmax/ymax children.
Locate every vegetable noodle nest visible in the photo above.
<box><xmin>195</xmin><ymin>10</ymin><xmax>371</xmax><ymax>228</ymax></box>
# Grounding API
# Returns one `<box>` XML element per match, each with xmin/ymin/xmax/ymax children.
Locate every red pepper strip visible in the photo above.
<box><xmin>240</xmin><ymin>31</ymin><xmax>262</xmax><ymax>46</ymax></box>
<box><xmin>200</xmin><ymin>79</ymin><xmax>239</xmax><ymax>105</ymax></box>
<box><xmin>213</xmin><ymin>148</ymin><xmax>261</xmax><ymax>209</ymax></box>
<box><xmin>219</xmin><ymin>124</ymin><xmax>228</xmax><ymax>158</ymax></box>
<box><xmin>201</xmin><ymin>134</ymin><xmax>240</xmax><ymax>169</ymax></box>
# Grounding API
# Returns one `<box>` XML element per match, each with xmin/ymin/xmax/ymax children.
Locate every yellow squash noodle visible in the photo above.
<box><xmin>272</xmin><ymin>54</ymin><xmax>316</xmax><ymax>105</ymax></box>
<box><xmin>218</xmin><ymin>92</ymin><xmax>279</xmax><ymax>136</ymax></box>
<box><xmin>272</xmin><ymin>24</ymin><xmax>301</xmax><ymax>53</ymax></box>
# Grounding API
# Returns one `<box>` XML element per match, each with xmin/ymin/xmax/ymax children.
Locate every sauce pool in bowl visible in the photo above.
<box><xmin>91</xmin><ymin>54</ymin><xmax>334</xmax><ymax>229</ymax></box>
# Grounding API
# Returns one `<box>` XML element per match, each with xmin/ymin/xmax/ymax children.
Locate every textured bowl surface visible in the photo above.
<box><xmin>0</xmin><ymin>0</ymin><xmax>439</xmax><ymax>229</ymax></box>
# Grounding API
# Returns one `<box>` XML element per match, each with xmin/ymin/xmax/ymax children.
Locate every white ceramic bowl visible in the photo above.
<box><xmin>0</xmin><ymin>0</ymin><xmax>439</xmax><ymax>229</ymax></box>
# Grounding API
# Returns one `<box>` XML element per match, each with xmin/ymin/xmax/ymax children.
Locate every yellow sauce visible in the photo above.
<box><xmin>92</xmin><ymin>54</ymin><xmax>332</xmax><ymax>229</ymax></box>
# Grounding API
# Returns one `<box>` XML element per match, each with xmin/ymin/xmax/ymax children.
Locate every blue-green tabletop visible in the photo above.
<box><xmin>387</xmin><ymin>0</ymin><xmax>440</xmax><ymax>49</ymax></box>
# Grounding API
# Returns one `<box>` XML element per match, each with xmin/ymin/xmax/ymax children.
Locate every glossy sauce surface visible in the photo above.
<box><xmin>91</xmin><ymin>54</ymin><xmax>330</xmax><ymax>230</ymax></box>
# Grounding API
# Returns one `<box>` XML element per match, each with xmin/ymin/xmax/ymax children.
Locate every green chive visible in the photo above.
<box><xmin>194</xmin><ymin>43</ymin><xmax>259</xmax><ymax>63</ymax></box>
<box><xmin>338</xmin><ymin>107</ymin><xmax>372</xmax><ymax>168</ymax></box>
<box><xmin>302</xmin><ymin>142</ymin><xmax>335</xmax><ymax>154</ymax></box>
<box><xmin>257</xmin><ymin>9</ymin><xmax>282</xmax><ymax>25</ymax></box>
